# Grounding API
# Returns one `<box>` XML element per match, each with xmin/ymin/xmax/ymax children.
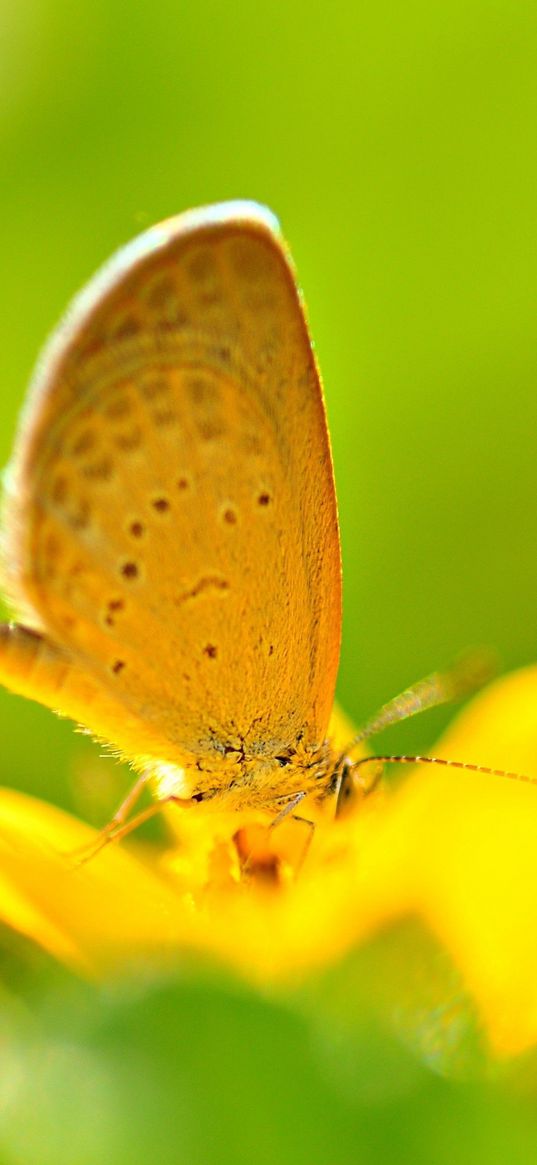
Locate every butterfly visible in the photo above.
<box><xmin>0</xmin><ymin>203</ymin><xmax>346</xmax><ymax>822</ymax></box>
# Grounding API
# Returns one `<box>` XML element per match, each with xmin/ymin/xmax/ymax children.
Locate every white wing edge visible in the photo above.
<box><xmin>16</xmin><ymin>200</ymin><xmax>282</xmax><ymax>440</ymax></box>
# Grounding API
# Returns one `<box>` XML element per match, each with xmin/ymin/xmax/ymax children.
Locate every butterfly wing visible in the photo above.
<box><xmin>2</xmin><ymin>203</ymin><xmax>341</xmax><ymax>767</ymax></box>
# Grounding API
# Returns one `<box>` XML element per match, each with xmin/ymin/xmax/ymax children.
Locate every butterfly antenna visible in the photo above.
<box><xmin>352</xmin><ymin>753</ymin><xmax>537</xmax><ymax>789</ymax></box>
<box><xmin>343</xmin><ymin>647</ymin><xmax>497</xmax><ymax>754</ymax></box>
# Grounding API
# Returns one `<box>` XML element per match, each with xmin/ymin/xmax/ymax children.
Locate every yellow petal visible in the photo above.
<box><xmin>1</xmin><ymin>670</ymin><xmax>537</xmax><ymax>1061</ymax></box>
<box><xmin>0</xmin><ymin>788</ymin><xmax>188</xmax><ymax>974</ymax></box>
<box><xmin>350</xmin><ymin>664</ymin><xmax>537</xmax><ymax>1058</ymax></box>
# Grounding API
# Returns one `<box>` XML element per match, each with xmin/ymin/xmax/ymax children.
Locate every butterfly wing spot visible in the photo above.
<box><xmin>111</xmin><ymin>659</ymin><xmax>125</xmax><ymax>674</ymax></box>
<box><xmin>222</xmin><ymin>507</ymin><xmax>238</xmax><ymax>526</ymax></box>
<box><xmin>151</xmin><ymin>497</ymin><xmax>171</xmax><ymax>513</ymax></box>
<box><xmin>257</xmin><ymin>492</ymin><xmax>270</xmax><ymax>506</ymax></box>
<box><xmin>187</xmin><ymin>376</ymin><xmax>220</xmax><ymax>407</ymax></box>
<box><xmin>177</xmin><ymin>477</ymin><xmax>190</xmax><ymax>491</ymax></box>
<box><xmin>175</xmin><ymin>576</ymin><xmax>230</xmax><ymax>605</ymax></box>
<box><xmin>68</xmin><ymin>560</ymin><xmax>86</xmax><ymax>578</ymax></box>
<box><xmin>203</xmin><ymin>644</ymin><xmax>218</xmax><ymax>659</ymax></box>
<box><xmin>120</xmin><ymin>561</ymin><xmax>140</xmax><ymax>580</ymax></box>
<box><xmin>70</xmin><ymin>500</ymin><xmax>91</xmax><ymax>531</ymax></box>
<box><xmin>145</xmin><ymin>275</ymin><xmax>176</xmax><ymax>311</ymax></box>
<box><xmin>156</xmin><ymin>309</ymin><xmax>189</xmax><ymax>332</ymax></box>
<box><xmin>112</xmin><ymin>315</ymin><xmax>141</xmax><ymax>341</ymax></box>
<box><xmin>81</xmin><ymin>458</ymin><xmax>114</xmax><ymax>482</ymax></box>
<box><xmin>141</xmin><ymin>378</ymin><xmax>170</xmax><ymax>402</ymax></box>
<box><xmin>47</xmin><ymin>473</ymin><xmax>92</xmax><ymax>533</ymax></box>
<box><xmin>187</xmin><ymin>372</ymin><xmax>226</xmax><ymax>444</ymax></box>
<box><xmin>152</xmin><ymin>409</ymin><xmax>179</xmax><ymax>428</ymax></box>
<box><xmin>128</xmin><ymin>520</ymin><xmax>145</xmax><ymax>538</ymax></box>
<box><xmin>51</xmin><ymin>475</ymin><xmax>68</xmax><ymax>504</ymax></box>
<box><xmin>43</xmin><ymin>531</ymin><xmax>61</xmax><ymax>568</ymax></box>
<box><xmin>215</xmin><ymin>345</ymin><xmax>231</xmax><ymax>364</ymax></box>
<box><xmin>76</xmin><ymin>335</ymin><xmax>104</xmax><ymax>364</ymax></box>
<box><xmin>196</xmin><ymin>418</ymin><xmax>226</xmax><ymax>441</ymax></box>
<box><xmin>71</xmin><ymin>429</ymin><xmax>98</xmax><ymax>457</ymax></box>
<box><xmin>104</xmin><ymin>397</ymin><xmax>132</xmax><ymax>421</ymax></box>
<box><xmin>103</xmin><ymin>597</ymin><xmax>125</xmax><ymax>627</ymax></box>
<box><xmin>198</xmin><ymin>290</ymin><xmax>223</xmax><ymax>308</ymax></box>
<box><xmin>186</xmin><ymin>249</ymin><xmax>222</xmax><ymax>308</ymax></box>
<box><xmin>187</xmin><ymin>248</ymin><xmax>218</xmax><ymax>283</ymax></box>
<box><xmin>114</xmin><ymin>426</ymin><xmax>142</xmax><ymax>451</ymax></box>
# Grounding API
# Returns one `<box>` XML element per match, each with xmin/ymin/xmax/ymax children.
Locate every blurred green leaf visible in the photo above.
<box><xmin>2</xmin><ymin>967</ymin><xmax>537</xmax><ymax>1165</ymax></box>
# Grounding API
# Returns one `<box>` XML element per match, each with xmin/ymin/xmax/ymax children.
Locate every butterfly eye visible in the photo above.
<box><xmin>191</xmin><ymin>792</ymin><xmax>204</xmax><ymax>802</ymax></box>
<box><xmin>275</xmin><ymin>755</ymin><xmax>291</xmax><ymax>767</ymax></box>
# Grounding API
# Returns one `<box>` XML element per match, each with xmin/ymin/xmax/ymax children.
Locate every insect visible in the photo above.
<box><xmin>0</xmin><ymin>202</ymin><xmax>526</xmax><ymax>849</ymax></box>
<box><xmin>0</xmin><ymin>202</ymin><xmax>346</xmax><ymax>828</ymax></box>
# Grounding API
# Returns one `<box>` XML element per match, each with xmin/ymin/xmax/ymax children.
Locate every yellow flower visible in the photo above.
<box><xmin>2</xmin><ymin>668</ymin><xmax>537</xmax><ymax>1062</ymax></box>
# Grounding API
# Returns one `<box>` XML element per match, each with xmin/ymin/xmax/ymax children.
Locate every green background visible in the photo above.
<box><xmin>1</xmin><ymin>1</ymin><xmax>537</xmax><ymax>1161</ymax></box>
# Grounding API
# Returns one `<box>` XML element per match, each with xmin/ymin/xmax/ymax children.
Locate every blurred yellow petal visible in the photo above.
<box><xmin>369</xmin><ymin>663</ymin><xmax>537</xmax><ymax>1059</ymax></box>
<box><xmin>1</xmin><ymin>671</ymin><xmax>537</xmax><ymax>1060</ymax></box>
<box><xmin>0</xmin><ymin>789</ymin><xmax>188</xmax><ymax>974</ymax></box>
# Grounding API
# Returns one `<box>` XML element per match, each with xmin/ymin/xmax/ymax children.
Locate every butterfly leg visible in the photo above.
<box><xmin>233</xmin><ymin>793</ymin><xmax>312</xmax><ymax>881</ymax></box>
<box><xmin>269</xmin><ymin>790</ymin><xmax>308</xmax><ymax>828</ymax></box>
<box><xmin>272</xmin><ymin>792</ymin><xmax>316</xmax><ymax>867</ymax></box>
<box><xmin>70</xmin><ymin>772</ymin><xmax>151</xmax><ymax>864</ymax></box>
<box><xmin>71</xmin><ymin>784</ymin><xmax>197</xmax><ymax>865</ymax></box>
